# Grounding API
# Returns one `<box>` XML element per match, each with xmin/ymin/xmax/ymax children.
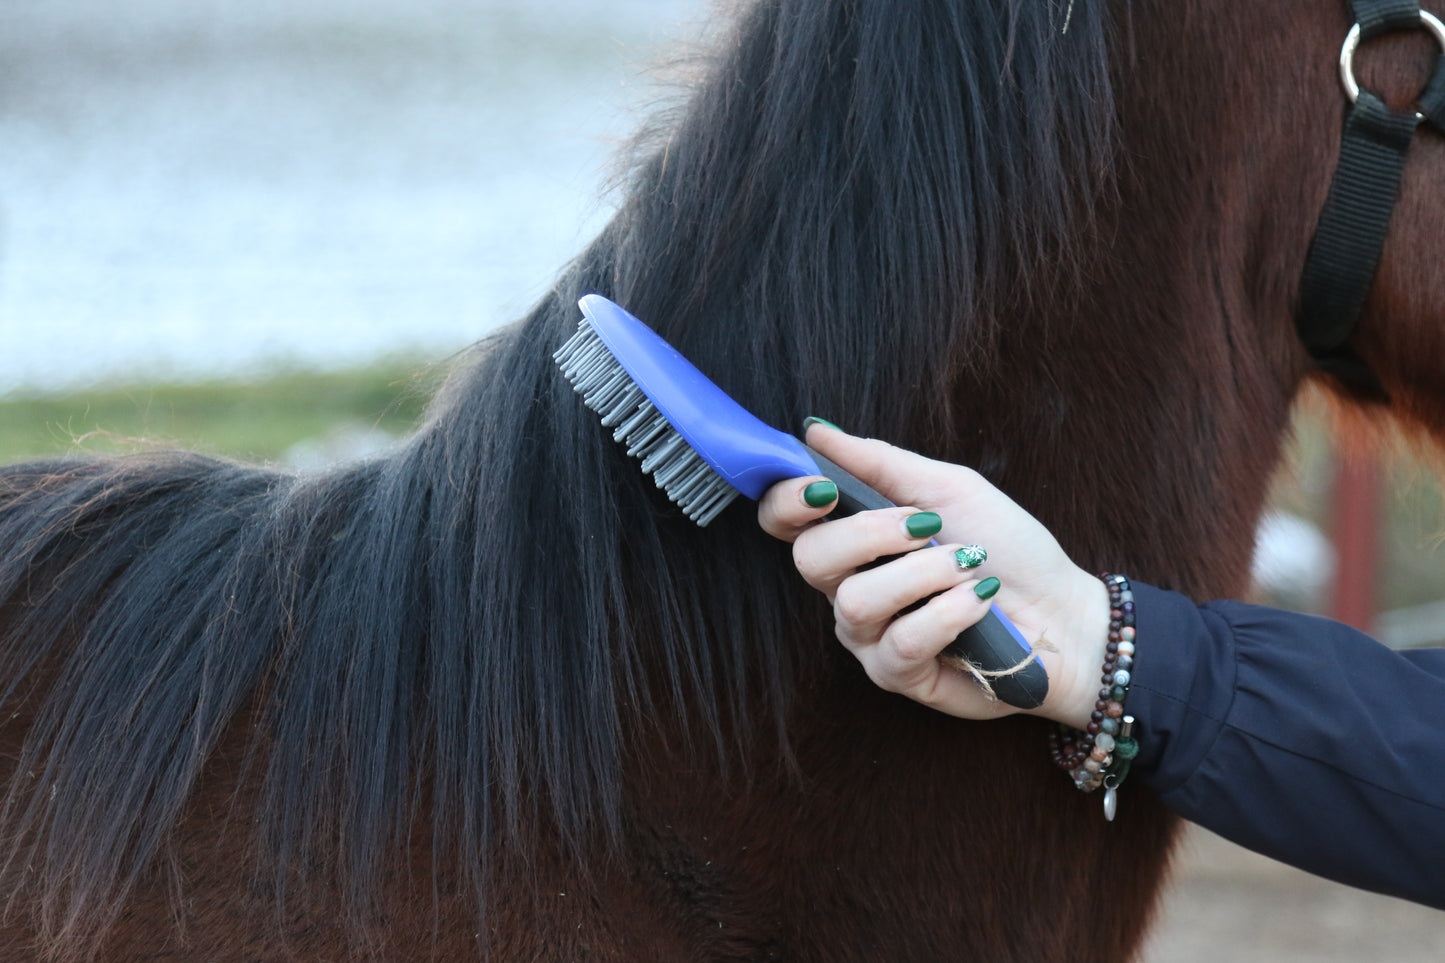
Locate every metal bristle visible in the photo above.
<box><xmin>553</xmin><ymin>321</ymin><xmax>740</xmax><ymax>526</ymax></box>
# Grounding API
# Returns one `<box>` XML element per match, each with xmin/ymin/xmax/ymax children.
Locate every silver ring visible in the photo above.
<box><xmin>1339</xmin><ymin>11</ymin><xmax>1445</xmax><ymax>121</ymax></box>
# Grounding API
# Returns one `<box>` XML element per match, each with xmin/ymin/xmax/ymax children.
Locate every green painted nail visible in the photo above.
<box><xmin>904</xmin><ymin>512</ymin><xmax>943</xmax><ymax>539</ymax></box>
<box><xmin>974</xmin><ymin>577</ymin><xmax>1001</xmax><ymax>600</ymax></box>
<box><xmin>954</xmin><ymin>545</ymin><xmax>987</xmax><ymax>570</ymax></box>
<box><xmin>802</xmin><ymin>416</ymin><xmax>843</xmax><ymax>432</ymax></box>
<box><xmin>803</xmin><ymin>480</ymin><xmax>838</xmax><ymax>508</ymax></box>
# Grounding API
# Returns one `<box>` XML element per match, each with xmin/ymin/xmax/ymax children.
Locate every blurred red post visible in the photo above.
<box><xmin>1329</xmin><ymin>440</ymin><xmax>1381</xmax><ymax>633</ymax></box>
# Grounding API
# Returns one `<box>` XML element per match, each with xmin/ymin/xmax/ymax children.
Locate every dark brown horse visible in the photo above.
<box><xmin>3</xmin><ymin>1</ymin><xmax>1443</xmax><ymax>959</ymax></box>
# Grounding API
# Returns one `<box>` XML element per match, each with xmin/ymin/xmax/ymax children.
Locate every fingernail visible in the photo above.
<box><xmin>904</xmin><ymin>511</ymin><xmax>942</xmax><ymax>539</ymax></box>
<box><xmin>803</xmin><ymin>479</ymin><xmax>838</xmax><ymax>508</ymax></box>
<box><xmin>954</xmin><ymin>545</ymin><xmax>987</xmax><ymax>570</ymax></box>
<box><xmin>974</xmin><ymin>576</ymin><xmax>1001</xmax><ymax>600</ymax></box>
<box><xmin>802</xmin><ymin>416</ymin><xmax>843</xmax><ymax>432</ymax></box>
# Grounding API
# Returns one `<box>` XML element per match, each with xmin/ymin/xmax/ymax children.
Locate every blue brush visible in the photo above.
<box><xmin>554</xmin><ymin>294</ymin><xmax>1048</xmax><ymax>709</ymax></box>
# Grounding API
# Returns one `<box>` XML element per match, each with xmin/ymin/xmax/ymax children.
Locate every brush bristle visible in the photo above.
<box><xmin>554</xmin><ymin>321</ymin><xmax>740</xmax><ymax>526</ymax></box>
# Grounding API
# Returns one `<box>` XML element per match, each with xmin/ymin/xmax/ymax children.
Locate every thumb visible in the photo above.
<box><xmin>802</xmin><ymin>420</ymin><xmax>969</xmax><ymax>508</ymax></box>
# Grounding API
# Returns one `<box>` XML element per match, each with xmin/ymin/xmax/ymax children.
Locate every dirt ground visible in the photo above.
<box><xmin>1142</xmin><ymin>826</ymin><xmax>1444</xmax><ymax>961</ymax></box>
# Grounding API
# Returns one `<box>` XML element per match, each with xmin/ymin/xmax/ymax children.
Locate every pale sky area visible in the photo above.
<box><xmin>0</xmin><ymin>0</ymin><xmax>705</xmax><ymax>392</ymax></box>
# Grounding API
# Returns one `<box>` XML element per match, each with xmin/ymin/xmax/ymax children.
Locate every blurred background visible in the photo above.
<box><xmin>0</xmin><ymin>0</ymin><xmax>700</xmax><ymax>390</ymax></box>
<box><xmin>0</xmin><ymin>0</ymin><xmax>1440</xmax><ymax>957</ymax></box>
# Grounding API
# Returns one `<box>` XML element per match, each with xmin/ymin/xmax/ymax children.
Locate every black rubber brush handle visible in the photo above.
<box><xmin>804</xmin><ymin>447</ymin><xmax>1049</xmax><ymax>709</ymax></box>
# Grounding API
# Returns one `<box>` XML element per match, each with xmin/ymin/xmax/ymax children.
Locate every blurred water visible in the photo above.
<box><xmin>0</xmin><ymin>0</ymin><xmax>707</xmax><ymax>392</ymax></box>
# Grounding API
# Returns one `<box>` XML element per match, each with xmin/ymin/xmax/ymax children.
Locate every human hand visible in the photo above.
<box><xmin>757</xmin><ymin>422</ymin><xmax>1109</xmax><ymax>728</ymax></box>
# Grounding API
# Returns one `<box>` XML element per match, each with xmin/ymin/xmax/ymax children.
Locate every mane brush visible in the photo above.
<box><xmin>553</xmin><ymin>294</ymin><xmax>1048</xmax><ymax>710</ymax></box>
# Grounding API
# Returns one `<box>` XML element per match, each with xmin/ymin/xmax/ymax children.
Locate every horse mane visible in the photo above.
<box><xmin>0</xmin><ymin>0</ymin><xmax>1117</xmax><ymax>952</ymax></box>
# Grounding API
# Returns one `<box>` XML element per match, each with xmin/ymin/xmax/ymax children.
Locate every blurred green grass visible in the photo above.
<box><xmin>0</xmin><ymin>361</ymin><xmax>436</xmax><ymax>465</ymax></box>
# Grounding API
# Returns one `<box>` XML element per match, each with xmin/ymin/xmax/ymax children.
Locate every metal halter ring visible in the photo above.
<box><xmin>1339</xmin><ymin>10</ymin><xmax>1445</xmax><ymax>121</ymax></box>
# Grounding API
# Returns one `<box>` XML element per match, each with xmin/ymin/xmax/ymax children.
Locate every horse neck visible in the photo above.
<box><xmin>971</xmin><ymin>4</ymin><xmax>1344</xmax><ymax>601</ymax></box>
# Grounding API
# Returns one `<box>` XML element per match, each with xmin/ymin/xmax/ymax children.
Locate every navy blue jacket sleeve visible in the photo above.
<box><xmin>1126</xmin><ymin>581</ymin><xmax>1445</xmax><ymax>910</ymax></box>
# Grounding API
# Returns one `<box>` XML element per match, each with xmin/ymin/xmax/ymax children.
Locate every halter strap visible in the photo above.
<box><xmin>1294</xmin><ymin>0</ymin><xmax>1445</xmax><ymax>399</ymax></box>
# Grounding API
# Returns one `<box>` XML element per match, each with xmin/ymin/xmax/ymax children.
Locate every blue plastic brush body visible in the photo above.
<box><xmin>567</xmin><ymin>294</ymin><xmax>1048</xmax><ymax>709</ymax></box>
<box><xmin>578</xmin><ymin>294</ymin><xmax>820</xmax><ymax>498</ymax></box>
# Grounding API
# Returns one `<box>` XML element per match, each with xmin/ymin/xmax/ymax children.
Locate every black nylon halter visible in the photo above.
<box><xmin>1294</xmin><ymin>0</ymin><xmax>1445</xmax><ymax>398</ymax></box>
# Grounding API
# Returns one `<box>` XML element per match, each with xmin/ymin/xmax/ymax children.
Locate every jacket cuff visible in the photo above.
<box><xmin>1125</xmin><ymin>581</ymin><xmax>1238</xmax><ymax>793</ymax></box>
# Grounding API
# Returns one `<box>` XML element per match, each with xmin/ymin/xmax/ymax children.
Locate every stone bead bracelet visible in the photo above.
<box><xmin>1047</xmin><ymin>573</ymin><xmax>1140</xmax><ymax>821</ymax></box>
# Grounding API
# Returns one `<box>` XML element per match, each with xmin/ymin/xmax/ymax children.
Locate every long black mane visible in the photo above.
<box><xmin>0</xmin><ymin>0</ymin><xmax>1116</xmax><ymax>946</ymax></box>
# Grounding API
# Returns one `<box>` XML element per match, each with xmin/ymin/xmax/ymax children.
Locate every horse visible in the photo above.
<box><xmin>3</xmin><ymin>0</ymin><xmax>1443</xmax><ymax>959</ymax></box>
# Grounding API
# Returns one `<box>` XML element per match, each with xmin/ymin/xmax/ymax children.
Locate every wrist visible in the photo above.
<box><xmin>1033</xmin><ymin>566</ymin><xmax>1111</xmax><ymax>730</ymax></box>
<box><xmin>1045</xmin><ymin>573</ymin><xmax>1142</xmax><ymax>819</ymax></box>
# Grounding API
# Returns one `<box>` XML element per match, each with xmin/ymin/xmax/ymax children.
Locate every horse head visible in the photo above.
<box><xmin>1122</xmin><ymin>0</ymin><xmax>1445</xmax><ymax>435</ymax></box>
<box><xmin>1333</xmin><ymin>8</ymin><xmax>1445</xmax><ymax>436</ymax></box>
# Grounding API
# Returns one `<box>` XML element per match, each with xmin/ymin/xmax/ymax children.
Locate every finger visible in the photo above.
<box><xmin>854</xmin><ymin>580</ymin><xmax>1017</xmax><ymax>720</ymax></box>
<box><xmin>791</xmin><ymin>507</ymin><xmax>945</xmax><ymax>596</ymax></box>
<box><xmin>757</xmin><ymin>475</ymin><xmax>839</xmax><ymax>542</ymax></box>
<box><xmin>802</xmin><ymin>420</ymin><xmax>984</xmax><ymax>511</ymax></box>
<box><xmin>831</xmin><ymin>542</ymin><xmax>974</xmax><ymax>649</ymax></box>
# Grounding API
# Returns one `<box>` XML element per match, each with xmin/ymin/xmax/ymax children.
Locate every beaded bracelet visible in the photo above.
<box><xmin>1046</xmin><ymin>573</ymin><xmax>1140</xmax><ymax>821</ymax></box>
